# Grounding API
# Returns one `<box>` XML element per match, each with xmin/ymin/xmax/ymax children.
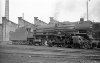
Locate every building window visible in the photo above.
<box><xmin>26</xmin><ymin>28</ymin><xmax>31</xmax><ymax>32</ymax></box>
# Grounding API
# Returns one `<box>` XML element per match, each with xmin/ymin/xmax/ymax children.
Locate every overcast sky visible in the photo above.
<box><xmin>1</xmin><ymin>0</ymin><xmax>100</xmax><ymax>24</ymax></box>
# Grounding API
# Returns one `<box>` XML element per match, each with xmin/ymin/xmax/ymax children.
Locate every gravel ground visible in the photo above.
<box><xmin>0</xmin><ymin>42</ymin><xmax>100</xmax><ymax>63</ymax></box>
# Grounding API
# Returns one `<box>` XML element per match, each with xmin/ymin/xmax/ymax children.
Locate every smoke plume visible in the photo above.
<box><xmin>54</xmin><ymin>0</ymin><xmax>100</xmax><ymax>22</ymax></box>
<box><xmin>89</xmin><ymin>0</ymin><xmax>100</xmax><ymax>22</ymax></box>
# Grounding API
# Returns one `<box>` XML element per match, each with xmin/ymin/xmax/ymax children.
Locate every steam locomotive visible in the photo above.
<box><xmin>10</xmin><ymin>21</ymin><xmax>100</xmax><ymax>49</ymax></box>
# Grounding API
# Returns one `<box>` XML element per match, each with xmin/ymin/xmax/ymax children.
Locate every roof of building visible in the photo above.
<box><xmin>6</xmin><ymin>18</ymin><xmax>18</xmax><ymax>26</ymax></box>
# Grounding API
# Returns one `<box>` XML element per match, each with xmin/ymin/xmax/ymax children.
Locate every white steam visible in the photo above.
<box><xmin>54</xmin><ymin>0</ymin><xmax>100</xmax><ymax>22</ymax></box>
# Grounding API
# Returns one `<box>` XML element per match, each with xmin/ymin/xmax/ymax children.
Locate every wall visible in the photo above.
<box><xmin>2</xmin><ymin>17</ymin><xmax>18</xmax><ymax>41</ymax></box>
<box><xmin>18</xmin><ymin>17</ymin><xmax>35</xmax><ymax>32</ymax></box>
<box><xmin>0</xmin><ymin>24</ymin><xmax>3</xmax><ymax>41</ymax></box>
<box><xmin>49</xmin><ymin>17</ymin><xmax>59</xmax><ymax>24</ymax></box>
<box><xmin>34</xmin><ymin>17</ymin><xmax>47</xmax><ymax>26</ymax></box>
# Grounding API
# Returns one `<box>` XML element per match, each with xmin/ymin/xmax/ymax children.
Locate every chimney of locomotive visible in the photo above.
<box><xmin>79</xmin><ymin>18</ymin><xmax>84</xmax><ymax>24</ymax></box>
<box><xmin>80</xmin><ymin>18</ymin><xmax>84</xmax><ymax>21</ymax></box>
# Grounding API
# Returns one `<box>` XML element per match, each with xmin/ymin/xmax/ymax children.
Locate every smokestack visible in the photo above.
<box><xmin>49</xmin><ymin>17</ymin><xmax>59</xmax><ymax>24</ymax></box>
<box><xmin>5</xmin><ymin>0</ymin><xmax>9</xmax><ymax>20</ymax></box>
<box><xmin>34</xmin><ymin>17</ymin><xmax>38</xmax><ymax>20</ymax></box>
<box><xmin>2</xmin><ymin>17</ymin><xmax>7</xmax><ymax>28</ymax></box>
<box><xmin>2</xmin><ymin>17</ymin><xmax>8</xmax><ymax>26</ymax></box>
<box><xmin>2</xmin><ymin>17</ymin><xmax>7</xmax><ymax>21</ymax></box>
<box><xmin>18</xmin><ymin>17</ymin><xmax>22</xmax><ymax>20</ymax></box>
<box><xmin>79</xmin><ymin>18</ymin><xmax>84</xmax><ymax>24</ymax></box>
<box><xmin>80</xmin><ymin>18</ymin><xmax>84</xmax><ymax>22</ymax></box>
<box><xmin>34</xmin><ymin>17</ymin><xmax>38</xmax><ymax>25</ymax></box>
<box><xmin>49</xmin><ymin>17</ymin><xmax>54</xmax><ymax>22</ymax></box>
<box><xmin>18</xmin><ymin>17</ymin><xmax>22</xmax><ymax>28</ymax></box>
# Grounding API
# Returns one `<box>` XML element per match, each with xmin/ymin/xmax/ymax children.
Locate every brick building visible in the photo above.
<box><xmin>0</xmin><ymin>24</ymin><xmax>3</xmax><ymax>41</ymax></box>
<box><xmin>18</xmin><ymin>17</ymin><xmax>35</xmax><ymax>32</ymax></box>
<box><xmin>49</xmin><ymin>17</ymin><xmax>59</xmax><ymax>24</ymax></box>
<box><xmin>34</xmin><ymin>17</ymin><xmax>48</xmax><ymax>26</ymax></box>
<box><xmin>2</xmin><ymin>17</ymin><xmax>18</xmax><ymax>41</ymax></box>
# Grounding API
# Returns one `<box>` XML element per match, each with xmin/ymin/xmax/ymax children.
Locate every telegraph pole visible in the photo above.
<box><xmin>87</xmin><ymin>0</ymin><xmax>88</xmax><ymax>21</ymax></box>
<box><xmin>87</xmin><ymin>0</ymin><xmax>90</xmax><ymax>21</ymax></box>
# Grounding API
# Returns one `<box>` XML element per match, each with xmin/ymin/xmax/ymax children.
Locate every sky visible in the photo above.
<box><xmin>0</xmin><ymin>0</ymin><xmax>100</xmax><ymax>24</ymax></box>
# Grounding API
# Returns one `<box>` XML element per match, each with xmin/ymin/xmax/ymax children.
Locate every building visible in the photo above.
<box><xmin>2</xmin><ymin>17</ymin><xmax>18</xmax><ymax>41</ymax></box>
<box><xmin>0</xmin><ymin>24</ymin><xmax>3</xmax><ymax>42</ymax></box>
<box><xmin>34</xmin><ymin>17</ymin><xmax>48</xmax><ymax>26</ymax></box>
<box><xmin>18</xmin><ymin>17</ymin><xmax>35</xmax><ymax>32</ymax></box>
<box><xmin>9</xmin><ymin>17</ymin><xmax>36</xmax><ymax>44</ymax></box>
<box><xmin>1</xmin><ymin>17</ymin><xmax>36</xmax><ymax>42</ymax></box>
<box><xmin>49</xmin><ymin>17</ymin><xmax>59</xmax><ymax>24</ymax></box>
